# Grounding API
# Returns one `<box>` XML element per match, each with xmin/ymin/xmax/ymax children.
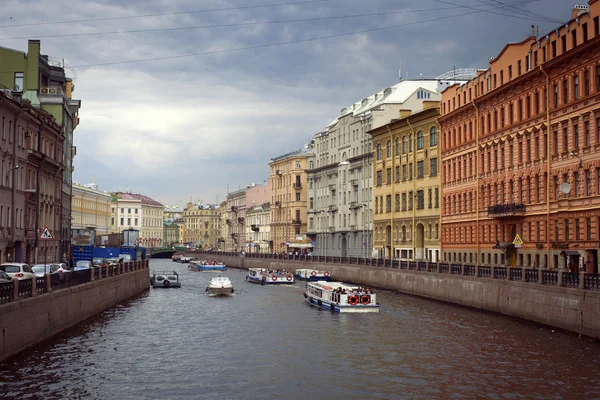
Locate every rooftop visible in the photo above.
<box><xmin>270</xmin><ymin>147</ymin><xmax>313</xmax><ymax>163</ymax></box>
<box><xmin>114</xmin><ymin>192</ymin><xmax>164</xmax><ymax>207</ymax></box>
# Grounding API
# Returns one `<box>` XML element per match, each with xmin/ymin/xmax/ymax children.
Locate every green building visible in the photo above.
<box><xmin>0</xmin><ymin>40</ymin><xmax>82</xmax><ymax>255</ymax></box>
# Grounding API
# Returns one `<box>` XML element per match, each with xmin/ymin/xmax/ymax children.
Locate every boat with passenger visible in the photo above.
<box><xmin>189</xmin><ymin>260</ymin><xmax>226</xmax><ymax>272</ymax></box>
<box><xmin>295</xmin><ymin>269</ymin><xmax>331</xmax><ymax>282</ymax></box>
<box><xmin>150</xmin><ymin>271</ymin><xmax>181</xmax><ymax>288</ymax></box>
<box><xmin>206</xmin><ymin>276</ymin><xmax>234</xmax><ymax>297</ymax></box>
<box><xmin>304</xmin><ymin>281</ymin><xmax>379</xmax><ymax>313</ymax></box>
<box><xmin>246</xmin><ymin>268</ymin><xmax>294</xmax><ymax>285</ymax></box>
<box><xmin>178</xmin><ymin>256</ymin><xmax>193</xmax><ymax>263</ymax></box>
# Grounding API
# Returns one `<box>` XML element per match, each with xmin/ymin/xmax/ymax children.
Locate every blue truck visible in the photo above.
<box><xmin>71</xmin><ymin>228</ymin><xmax>147</xmax><ymax>266</ymax></box>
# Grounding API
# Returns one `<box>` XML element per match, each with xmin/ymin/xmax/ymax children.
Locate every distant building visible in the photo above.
<box><xmin>224</xmin><ymin>189</ymin><xmax>247</xmax><ymax>252</ymax></box>
<box><xmin>269</xmin><ymin>149</ymin><xmax>312</xmax><ymax>254</ymax></box>
<box><xmin>163</xmin><ymin>222</ymin><xmax>179</xmax><ymax>246</ymax></box>
<box><xmin>182</xmin><ymin>203</ymin><xmax>220</xmax><ymax>248</ymax></box>
<box><xmin>244</xmin><ymin>183</ymin><xmax>270</xmax><ymax>251</ymax></box>
<box><xmin>111</xmin><ymin>192</ymin><xmax>164</xmax><ymax>248</ymax></box>
<box><xmin>72</xmin><ymin>180</ymin><xmax>112</xmax><ymax>237</ymax></box>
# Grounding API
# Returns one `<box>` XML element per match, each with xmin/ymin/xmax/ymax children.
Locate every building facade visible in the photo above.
<box><xmin>307</xmin><ymin>78</ymin><xmax>448</xmax><ymax>257</ymax></box>
<box><xmin>182</xmin><ymin>203</ymin><xmax>220</xmax><ymax>249</ymax></box>
<box><xmin>111</xmin><ymin>192</ymin><xmax>164</xmax><ymax>248</ymax></box>
<box><xmin>71</xmin><ymin>180</ymin><xmax>111</xmax><ymax>236</ymax></box>
<box><xmin>244</xmin><ymin>183</ymin><xmax>270</xmax><ymax>252</ymax></box>
<box><xmin>369</xmin><ymin>104</ymin><xmax>441</xmax><ymax>261</ymax></box>
<box><xmin>0</xmin><ymin>40</ymin><xmax>81</xmax><ymax>260</ymax></box>
<box><xmin>163</xmin><ymin>222</ymin><xmax>179</xmax><ymax>246</ymax></box>
<box><xmin>224</xmin><ymin>190</ymin><xmax>247</xmax><ymax>252</ymax></box>
<box><xmin>269</xmin><ymin>149</ymin><xmax>311</xmax><ymax>254</ymax></box>
<box><xmin>439</xmin><ymin>1</ymin><xmax>600</xmax><ymax>272</ymax></box>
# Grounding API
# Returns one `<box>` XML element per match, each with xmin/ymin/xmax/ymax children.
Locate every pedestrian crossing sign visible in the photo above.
<box><xmin>512</xmin><ymin>233</ymin><xmax>523</xmax><ymax>247</ymax></box>
<box><xmin>39</xmin><ymin>226</ymin><xmax>54</xmax><ymax>240</ymax></box>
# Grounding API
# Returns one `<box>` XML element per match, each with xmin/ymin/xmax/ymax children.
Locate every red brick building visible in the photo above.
<box><xmin>439</xmin><ymin>1</ymin><xmax>600</xmax><ymax>272</ymax></box>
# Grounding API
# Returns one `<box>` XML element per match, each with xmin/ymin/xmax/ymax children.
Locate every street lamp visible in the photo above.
<box><xmin>5</xmin><ymin>164</ymin><xmax>19</xmax><ymax>184</ymax></box>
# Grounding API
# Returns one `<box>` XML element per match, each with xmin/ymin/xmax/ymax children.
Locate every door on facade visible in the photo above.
<box><xmin>415</xmin><ymin>223</ymin><xmax>425</xmax><ymax>259</ymax></box>
<box><xmin>341</xmin><ymin>236</ymin><xmax>347</xmax><ymax>258</ymax></box>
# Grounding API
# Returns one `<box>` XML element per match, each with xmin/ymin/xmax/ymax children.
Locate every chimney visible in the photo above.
<box><xmin>423</xmin><ymin>101</ymin><xmax>441</xmax><ymax>111</ymax></box>
<box><xmin>399</xmin><ymin>109</ymin><xmax>412</xmax><ymax>119</ymax></box>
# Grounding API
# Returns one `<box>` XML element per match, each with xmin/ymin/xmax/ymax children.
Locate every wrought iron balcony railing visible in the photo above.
<box><xmin>487</xmin><ymin>203</ymin><xmax>526</xmax><ymax>218</ymax></box>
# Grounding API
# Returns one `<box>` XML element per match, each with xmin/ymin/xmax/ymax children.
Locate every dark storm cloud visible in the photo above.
<box><xmin>0</xmin><ymin>0</ymin><xmax>572</xmax><ymax>205</ymax></box>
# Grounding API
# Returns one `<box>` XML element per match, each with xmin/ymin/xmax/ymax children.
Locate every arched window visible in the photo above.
<box><xmin>402</xmin><ymin>136</ymin><xmax>407</xmax><ymax>154</ymax></box>
<box><xmin>395</xmin><ymin>138</ymin><xmax>400</xmax><ymax>155</ymax></box>
<box><xmin>386</xmin><ymin>140</ymin><xmax>392</xmax><ymax>158</ymax></box>
<box><xmin>402</xmin><ymin>225</ymin><xmax>406</xmax><ymax>241</ymax></box>
<box><xmin>409</xmin><ymin>134</ymin><xmax>413</xmax><ymax>152</ymax></box>
<box><xmin>376</xmin><ymin>144</ymin><xmax>382</xmax><ymax>160</ymax></box>
<box><xmin>417</xmin><ymin>131</ymin><xmax>424</xmax><ymax>150</ymax></box>
<box><xmin>430</xmin><ymin>126</ymin><xmax>438</xmax><ymax>146</ymax></box>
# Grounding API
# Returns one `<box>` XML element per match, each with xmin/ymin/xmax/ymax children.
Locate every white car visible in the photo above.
<box><xmin>31</xmin><ymin>264</ymin><xmax>59</xmax><ymax>277</ymax></box>
<box><xmin>49</xmin><ymin>263</ymin><xmax>71</xmax><ymax>274</ymax></box>
<box><xmin>0</xmin><ymin>263</ymin><xmax>36</xmax><ymax>280</ymax></box>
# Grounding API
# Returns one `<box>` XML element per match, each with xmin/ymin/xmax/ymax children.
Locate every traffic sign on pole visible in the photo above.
<box><xmin>512</xmin><ymin>233</ymin><xmax>523</xmax><ymax>247</ymax></box>
<box><xmin>39</xmin><ymin>226</ymin><xmax>54</xmax><ymax>240</ymax></box>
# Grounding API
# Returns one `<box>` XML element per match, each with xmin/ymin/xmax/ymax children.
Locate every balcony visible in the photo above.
<box><xmin>293</xmin><ymin>182</ymin><xmax>302</xmax><ymax>190</ymax></box>
<box><xmin>328</xmin><ymin>204</ymin><xmax>338</xmax><ymax>212</ymax></box>
<box><xmin>328</xmin><ymin>184</ymin><xmax>336</xmax><ymax>191</ymax></box>
<box><xmin>230</xmin><ymin>206</ymin><xmax>238</xmax><ymax>213</ymax></box>
<box><xmin>226</xmin><ymin>219</ymin><xmax>232</xmax><ymax>225</ymax></box>
<box><xmin>231</xmin><ymin>233</ymin><xmax>238</xmax><ymax>241</ymax></box>
<box><xmin>487</xmin><ymin>203</ymin><xmax>526</xmax><ymax>218</ymax></box>
<box><xmin>71</xmin><ymin>146</ymin><xmax>77</xmax><ymax>158</ymax></box>
<box><xmin>251</xmin><ymin>224</ymin><xmax>259</xmax><ymax>232</ymax></box>
<box><xmin>39</xmin><ymin>86</ymin><xmax>65</xmax><ymax>97</ymax></box>
<box><xmin>238</xmin><ymin>217</ymin><xmax>245</xmax><ymax>224</ymax></box>
<box><xmin>350</xmin><ymin>179</ymin><xmax>358</xmax><ymax>187</ymax></box>
<box><xmin>349</xmin><ymin>201</ymin><xmax>362</xmax><ymax>210</ymax></box>
<box><xmin>328</xmin><ymin>226</ymin><xmax>336</xmax><ymax>232</ymax></box>
<box><xmin>275</xmin><ymin>201</ymin><xmax>281</xmax><ymax>207</ymax></box>
<box><xmin>292</xmin><ymin>219</ymin><xmax>301</xmax><ymax>225</ymax></box>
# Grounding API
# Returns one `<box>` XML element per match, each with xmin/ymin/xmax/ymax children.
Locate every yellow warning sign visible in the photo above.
<box><xmin>512</xmin><ymin>234</ymin><xmax>524</xmax><ymax>247</ymax></box>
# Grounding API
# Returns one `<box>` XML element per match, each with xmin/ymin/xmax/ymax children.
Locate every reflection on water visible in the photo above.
<box><xmin>1</xmin><ymin>259</ymin><xmax>599</xmax><ymax>400</ymax></box>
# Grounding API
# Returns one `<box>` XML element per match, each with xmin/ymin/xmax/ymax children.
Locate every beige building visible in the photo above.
<box><xmin>111</xmin><ymin>192</ymin><xmax>164</xmax><ymax>247</ymax></box>
<box><xmin>269</xmin><ymin>149</ymin><xmax>312</xmax><ymax>254</ymax></box>
<box><xmin>182</xmin><ymin>203</ymin><xmax>220</xmax><ymax>248</ymax></box>
<box><xmin>71</xmin><ymin>181</ymin><xmax>112</xmax><ymax>236</ymax></box>
<box><xmin>246</xmin><ymin>203</ymin><xmax>271</xmax><ymax>253</ymax></box>
<box><xmin>369</xmin><ymin>105</ymin><xmax>441</xmax><ymax>261</ymax></box>
<box><xmin>224</xmin><ymin>190</ymin><xmax>247</xmax><ymax>252</ymax></box>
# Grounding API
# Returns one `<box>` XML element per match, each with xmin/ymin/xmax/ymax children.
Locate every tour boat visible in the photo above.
<box><xmin>295</xmin><ymin>268</ymin><xmax>332</xmax><ymax>282</ymax></box>
<box><xmin>150</xmin><ymin>271</ymin><xmax>181</xmax><ymax>288</ymax></box>
<box><xmin>304</xmin><ymin>281</ymin><xmax>380</xmax><ymax>313</ymax></box>
<box><xmin>246</xmin><ymin>268</ymin><xmax>295</xmax><ymax>285</ymax></box>
<box><xmin>189</xmin><ymin>261</ymin><xmax>227</xmax><ymax>272</ymax></box>
<box><xmin>178</xmin><ymin>256</ymin><xmax>193</xmax><ymax>263</ymax></box>
<box><xmin>172</xmin><ymin>254</ymin><xmax>181</xmax><ymax>262</ymax></box>
<box><xmin>206</xmin><ymin>276</ymin><xmax>234</xmax><ymax>297</ymax></box>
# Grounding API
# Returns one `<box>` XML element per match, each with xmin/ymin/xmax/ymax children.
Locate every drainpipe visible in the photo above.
<box><xmin>472</xmin><ymin>100</ymin><xmax>480</xmax><ymax>264</ymax></box>
<box><xmin>540</xmin><ymin>63</ymin><xmax>551</xmax><ymax>269</ymax></box>
<box><xmin>386</xmin><ymin>125</ymin><xmax>395</xmax><ymax>261</ymax></box>
<box><xmin>34</xmin><ymin>124</ymin><xmax>43</xmax><ymax>262</ymax></box>
<box><xmin>406</xmin><ymin>118</ymin><xmax>416</xmax><ymax>261</ymax></box>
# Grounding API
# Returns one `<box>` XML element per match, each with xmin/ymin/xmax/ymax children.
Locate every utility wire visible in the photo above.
<box><xmin>0</xmin><ymin>1</ymin><xmax>538</xmax><ymax>41</ymax></box>
<box><xmin>434</xmin><ymin>0</ymin><xmax>553</xmax><ymax>23</ymax></box>
<box><xmin>0</xmin><ymin>0</ymin><xmax>338</xmax><ymax>29</ymax></box>
<box><xmin>69</xmin><ymin>1</ymin><xmax>541</xmax><ymax>69</ymax></box>
<box><xmin>473</xmin><ymin>0</ymin><xmax>563</xmax><ymax>24</ymax></box>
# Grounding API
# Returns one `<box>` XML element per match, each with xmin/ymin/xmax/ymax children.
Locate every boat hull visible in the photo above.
<box><xmin>207</xmin><ymin>287</ymin><xmax>234</xmax><ymax>297</ymax></box>
<box><xmin>246</xmin><ymin>275</ymin><xmax>294</xmax><ymax>284</ymax></box>
<box><xmin>150</xmin><ymin>280</ymin><xmax>181</xmax><ymax>288</ymax></box>
<box><xmin>190</xmin><ymin>265</ymin><xmax>227</xmax><ymax>272</ymax></box>
<box><xmin>296</xmin><ymin>275</ymin><xmax>332</xmax><ymax>282</ymax></box>
<box><xmin>305</xmin><ymin>293</ymin><xmax>380</xmax><ymax>313</ymax></box>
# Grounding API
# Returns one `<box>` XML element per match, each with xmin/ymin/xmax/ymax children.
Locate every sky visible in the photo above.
<box><xmin>1</xmin><ymin>0</ymin><xmax>573</xmax><ymax>208</ymax></box>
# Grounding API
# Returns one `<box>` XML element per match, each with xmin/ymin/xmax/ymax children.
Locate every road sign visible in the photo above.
<box><xmin>39</xmin><ymin>226</ymin><xmax>54</xmax><ymax>240</ymax></box>
<box><xmin>512</xmin><ymin>233</ymin><xmax>523</xmax><ymax>247</ymax></box>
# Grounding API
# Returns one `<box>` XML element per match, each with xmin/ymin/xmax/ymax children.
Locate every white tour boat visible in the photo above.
<box><xmin>295</xmin><ymin>268</ymin><xmax>332</xmax><ymax>282</ymax></box>
<box><xmin>206</xmin><ymin>276</ymin><xmax>234</xmax><ymax>297</ymax></box>
<box><xmin>246</xmin><ymin>268</ymin><xmax>295</xmax><ymax>285</ymax></box>
<box><xmin>178</xmin><ymin>256</ymin><xmax>193</xmax><ymax>263</ymax></box>
<box><xmin>304</xmin><ymin>281</ymin><xmax>380</xmax><ymax>313</ymax></box>
<box><xmin>150</xmin><ymin>271</ymin><xmax>181</xmax><ymax>288</ymax></box>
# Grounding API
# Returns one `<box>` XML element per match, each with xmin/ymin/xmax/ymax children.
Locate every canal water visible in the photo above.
<box><xmin>1</xmin><ymin>259</ymin><xmax>599</xmax><ymax>400</ymax></box>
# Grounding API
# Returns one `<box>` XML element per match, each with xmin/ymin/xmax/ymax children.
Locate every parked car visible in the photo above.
<box><xmin>120</xmin><ymin>254</ymin><xmax>132</xmax><ymax>263</ymax></box>
<box><xmin>31</xmin><ymin>264</ymin><xmax>59</xmax><ymax>277</ymax></box>
<box><xmin>49</xmin><ymin>263</ymin><xmax>71</xmax><ymax>274</ymax></box>
<box><xmin>0</xmin><ymin>270</ymin><xmax>12</xmax><ymax>283</ymax></box>
<box><xmin>0</xmin><ymin>263</ymin><xmax>36</xmax><ymax>280</ymax></box>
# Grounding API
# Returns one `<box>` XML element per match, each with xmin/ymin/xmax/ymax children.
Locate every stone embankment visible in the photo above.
<box><xmin>0</xmin><ymin>261</ymin><xmax>150</xmax><ymax>362</ymax></box>
<box><xmin>192</xmin><ymin>252</ymin><xmax>600</xmax><ymax>339</ymax></box>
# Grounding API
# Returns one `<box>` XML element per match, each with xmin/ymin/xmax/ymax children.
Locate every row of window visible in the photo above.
<box><xmin>375</xmin><ymin>188</ymin><xmax>440</xmax><ymax>214</ymax></box>
<box><xmin>375</xmin><ymin>127</ymin><xmax>438</xmax><ymax>160</ymax></box>
<box><xmin>376</xmin><ymin>158</ymin><xmax>438</xmax><ymax>186</ymax></box>
<box><xmin>374</xmin><ymin>223</ymin><xmax>440</xmax><ymax>242</ymax></box>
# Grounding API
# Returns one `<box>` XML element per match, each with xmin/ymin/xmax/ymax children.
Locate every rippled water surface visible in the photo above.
<box><xmin>1</xmin><ymin>259</ymin><xmax>599</xmax><ymax>399</ymax></box>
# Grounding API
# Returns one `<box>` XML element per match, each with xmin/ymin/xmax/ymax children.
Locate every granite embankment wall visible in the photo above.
<box><xmin>197</xmin><ymin>254</ymin><xmax>600</xmax><ymax>339</ymax></box>
<box><xmin>0</xmin><ymin>267</ymin><xmax>150</xmax><ymax>362</ymax></box>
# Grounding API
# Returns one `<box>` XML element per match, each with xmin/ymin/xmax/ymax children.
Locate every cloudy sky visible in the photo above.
<box><xmin>1</xmin><ymin>0</ymin><xmax>571</xmax><ymax>207</ymax></box>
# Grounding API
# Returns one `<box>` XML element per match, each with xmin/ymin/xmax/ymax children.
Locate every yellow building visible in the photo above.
<box><xmin>182</xmin><ymin>203</ymin><xmax>221</xmax><ymax>248</ymax></box>
<box><xmin>368</xmin><ymin>103</ymin><xmax>441</xmax><ymax>261</ymax></box>
<box><xmin>71</xmin><ymin>181</ymin><xmax>112</xmax><ymax>236</ymax></box>
<box><xmin>269</xmin><ymin>149</ymin><xmax>312</xmax><ymax>253</ymax></box>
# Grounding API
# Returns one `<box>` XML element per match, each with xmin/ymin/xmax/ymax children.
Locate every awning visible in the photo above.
<box><xmin>287</xmin><ymin>243</ymin><xmax>313</xmax><ymax>249</ymax></box>
<box><xmin>560</xmin><ymin>250</ymin><xmax>580</xmax><ymax>256</ymax></box>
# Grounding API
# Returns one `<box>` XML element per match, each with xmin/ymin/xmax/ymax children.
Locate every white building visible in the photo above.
<box><xmin>111</xmin><ymin>192</ymin><xmax>164</xmax><ymax>247</ymax></box>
